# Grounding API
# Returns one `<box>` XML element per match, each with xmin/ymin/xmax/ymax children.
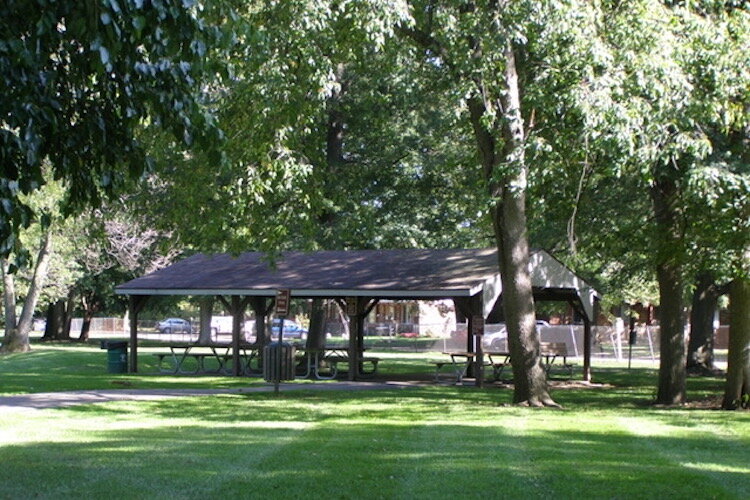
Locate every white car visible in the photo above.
<box><xmin>481</xmin><ymin>321</ymin><xmax>550</xmax><ymax>351</ymax></box>
<box><xmin>156</xmin><ymin>318</ymin><xmax>192</xmax><ymax>334</ymax></box>
<box><xmin>482</xmin><ymin>323</ymin><xmax>508</xmax><ymax>351</ymax></box>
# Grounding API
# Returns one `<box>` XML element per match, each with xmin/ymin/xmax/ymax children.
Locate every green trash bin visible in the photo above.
<box><xmin>101</xmin><ymin>341</ymin><xmax>128</xmax><ymax>374</ymax></box>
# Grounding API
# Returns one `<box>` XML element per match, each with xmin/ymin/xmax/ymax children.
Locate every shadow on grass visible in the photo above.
<box><xmin>1</xmin><ymin>400</ymin><xmax>748</xmax><ymax>498</ymax></box>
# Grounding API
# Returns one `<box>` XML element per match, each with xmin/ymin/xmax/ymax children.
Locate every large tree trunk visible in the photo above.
<box><xmin>304</xmin><ymin>298</ymin><xmax>328</xmax><ymax>378</ymax></box>
<box><xmin>197</xmin><ymin>296</ymin><xmax>214</xmax><ymax>345</ymax></box>
<box><xmin>2</xmin><ymin>258</ymin><xmax>17</xmax><ymax>336</ymax></box>
<box><xmin>306</xmin><ymin>298</ymin><xmax>327</xmax><ymax>351</ymax></box>
<box><xmin>468</xmin><ymin>44</ymin><xmax>554</xmax><ymax>407</ymax></box>
<box><xmin>63</xmin><ymin>289</ymin><xmax>75</xmax><ymax>339</ymax></box>
<box><xmin>652</xmin><ymin>175</ymin><xmax>687</xmax><ymax>405</ymax></box>
<box><xmin>1</xmin><ymin>229</ymin><xmax>53</xmax><ymax>353</ymax></box>
<box><xmin>78</xmin><ymin>292</ymin><xmax>100</xmax><ymax>342</ymax></box>
<box><xmin>722</xmin><ymin>277</ymin><xmax>750</xmax><ymax>409</ymax></box>
<box><xmin>41</xmin><ymin>299</ymin><xmax>70</xmax><ymax>341</ymax></box>
<box><xmin>79</xmin><ymin>312</ymin><xmax>93</xmax><ymax>342</ymax></box>
<box><xmin>687</xmin><ymin>272</ymin><xmax>722</xmax><ymax>374</ymax></box>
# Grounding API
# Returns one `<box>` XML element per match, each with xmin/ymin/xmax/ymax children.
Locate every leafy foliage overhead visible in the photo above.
<box><xmin>0</xmin><ymin>0</ymin><xmax>231</xmax><ymax>257</ymax></box>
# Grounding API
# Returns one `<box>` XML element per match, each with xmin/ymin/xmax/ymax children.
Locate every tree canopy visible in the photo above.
<box><xmin>0</xmin><ymin>0</ymin><xmax>231</xmax><ymax>258</ymax></box>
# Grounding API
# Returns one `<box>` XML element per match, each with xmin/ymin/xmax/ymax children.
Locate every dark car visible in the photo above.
<box><xmin>270</xmin><ymin>319</ymin><xmax>308</xmax><ymax>340</ymax></box>
<box><xmin>157</xmin><ymin>318</ymin><xmax>192</xmax><ymax>334</ymax></box>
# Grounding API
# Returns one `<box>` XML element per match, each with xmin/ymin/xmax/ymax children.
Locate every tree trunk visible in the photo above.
<box><xmin>687</xmin><ymin>272</ymin><xmax>721</xmax><ymax>374</ymax></box>
<box><xmin>79</xmin><ymin>312</ymin><xmax>93</xmax><ymax>342</ymax></box>
<box><xmin>335</xmin><ymin>300</ymin><xmax>350</xmax><ymax>339</ymax></box>
<box><xmin>42</xmin><ymin>299</ymin><xmax>71</xmax><ymax>341</ymax></box>
<box><xmin>722</xmin><ymin>277</ymin><xmax>750</xmax><ymax>409</ymax></box>
<box><xmin>1</xmin><ymin>229</ymin><xmax>53</xmax><ymax>353</ymax></box>
<box><xmin>306</xmin><ymin>298</ymin><xmax>327</xmax><ymax>351</ymax></box>
<box><xmin>78</xmin><ymin>293</ymin><xmax>100</xmax><ymax>342</ymax></box>
<box><xmin>42</xmin><ymin>301</ymin><xmax>60</xmax><ymax>340</ymax></box>
<box><xmin>652</xmin><ymin>175</ymin><xmax>687</xmax><ymax>405</ymax></box>
<box><xmin>198</xmin><ymin>296</ymin><xmax>214</xmax><ymax>345</ymax></box>
<box><xmin>304</xmin><ymin>298</ymin><xmax>328</xmax><ymax>377</ymax></box>
<box><xmin>468</xmin><ymin>44</ymin><xmax>554</xmax><ymax>406</ymax></box>
<box><xmin>1</xmin><ymin>258</ymin><xmax>16</xmax><ymax>336</ymax></box>
<box><xmin>63</xmin><ymin>289</ymin><xmax>75</xmax><ymax>339</ymax></box>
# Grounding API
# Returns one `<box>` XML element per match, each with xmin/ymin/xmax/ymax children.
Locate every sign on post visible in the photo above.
<box><xmin>275</xmin><ymin>289</ymin><xmax>290</xmax><ymax>317</ymax></box>
<box><xmin>346</xmin><ymin>297</ymin><xmax>358</xmax><ymax>317</ymax></box>
<box><xmin>272</xmin><ymin>289</ymin><xmax>291</xmax><ymax>394</ymax></box>
<box><xmin>471</xmin><ymin>316</ymin><xmax>485</xmax><ymax>336</ymax></box>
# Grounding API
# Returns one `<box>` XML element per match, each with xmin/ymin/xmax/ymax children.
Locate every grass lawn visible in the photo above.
<box><xmin>1</xmin><ymin>343</ymin><xmax>749</xmax><ymax>499</ymax></box>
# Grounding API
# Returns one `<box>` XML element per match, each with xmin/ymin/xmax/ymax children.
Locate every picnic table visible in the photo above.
<box><xmin>433</xmin><ymin>352</ymin><xmax>509</xmax><ymax>384</ymax></box>
<box><xmin>297</xmin><ymin>347</ymin><xmax>380</xmax><ymax>379</ymax></box>
<box><xmin>153</xmin><ymin>344</ymin><xmax>259</xmax><ymax>375</ymax></box>
<box><xmin>434</xmin><ymin>343</ymin><xmax>573</xmax><ymax>384</ymax></box>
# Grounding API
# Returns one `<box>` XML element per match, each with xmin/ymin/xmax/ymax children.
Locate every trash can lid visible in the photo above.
<box><xmin>100</xmin><ymin>340</ymin><xmax>129</xmax><ymax>349</ymax></box>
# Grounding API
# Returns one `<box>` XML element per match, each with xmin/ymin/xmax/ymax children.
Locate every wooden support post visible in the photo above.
<box><xmin>583</xmin><ymin>313</ymin><xmax>592</xmax><ymax>382</ymax></box>
<box><xmin>129</xmin><ymin>299</ymin><xmax>138</xmax><ymax>374</ymax></box>
<box><xmin>227</xmin><ymin>296</ymin><xmax>251</xmax><ymax>377</ymax></box>
<box><xmin>473</xmin><ymin>314</ymin><xmax>485</xmax><ymax>388</ymax></box>
<box><xmin>347</xmin><ymin>299</ymin><xmax>358</xmax><ymax>382</ymax></box>
<box><xmin>455</xmin><ymin>295</ymin><xmax>484</xmax><ymax>384</ymax></box>
<box><xmin>570</xmin><ymin>297</ymin><xmax>593</xmax><ymax>382</ymax></box>
<box><xmin>128</xmin><ymin>295</ymin><xmax>148</xmax><ymax>373</ymax></box>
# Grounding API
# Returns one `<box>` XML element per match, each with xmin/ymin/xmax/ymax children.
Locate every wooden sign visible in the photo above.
<box><xmin>346</xmin><ymin>297</ymin><xmax>358</xmax><ymax>316</ymax></box>
<box><xmin>471</xmin><ymin>316</ymin><xmax>485</xmax><ymax>336</ymax></box>
<box><xmin>275</xmin><ymin>289</ymin><xmax>291</xmax><ymax>316</ymax></box>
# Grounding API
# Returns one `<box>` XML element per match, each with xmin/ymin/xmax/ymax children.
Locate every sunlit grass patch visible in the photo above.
<box><xmin>1</xmin><ymin>344</ymin><xmax>749</xmax><ymax>498</ymax></box>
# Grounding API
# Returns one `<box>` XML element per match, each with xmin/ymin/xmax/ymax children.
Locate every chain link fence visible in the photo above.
<box><xmin>67</xmin><ymin>317</ymin><xmax>730</xmax><ymax>366</ymax></box>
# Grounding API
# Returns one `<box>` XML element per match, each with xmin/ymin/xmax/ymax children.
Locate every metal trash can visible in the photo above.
<box><xmin>100</xmin><ymin>340</ymin><xmax>128</xmax><ymax>374</ymax></box>
<box><xmin>263</xmin><ymin>342</ymin><xmax>295</xmax><ymax>381</ymax></box>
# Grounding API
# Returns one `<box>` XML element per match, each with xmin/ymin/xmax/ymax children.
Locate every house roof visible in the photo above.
<box><xmin>115</xmin><ymin>248</ymin><xmax>599</xmax><ymax>318</ymax></box>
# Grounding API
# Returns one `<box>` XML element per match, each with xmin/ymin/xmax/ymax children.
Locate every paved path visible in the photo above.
<box><xmin>0</xmin><ymin>381</ymin><xmax>415</xmax><ymax>410</ymax></box>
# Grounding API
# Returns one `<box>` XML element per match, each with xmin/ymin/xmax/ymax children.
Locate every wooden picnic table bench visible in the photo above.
<box><xmin>539</xmin><ymin>342</ymin><xmax>574</xmax><ymax>377</ymax></box>
<box><xmin>434</xmin><ymin>343</ymin><xmax>573</xmax><ymax>384</ymax></box>
<box><xmin>433</xmin><ymin>352</ymin><xmax>506</xmax><ymax>384</ymax></box>
<box><xmin>153</xmin><ymin>344</ymin><xmax>259</xmax><ymax>375</ymax></box>
<box><xmin>326</xmin><ymin>355</ymin><xmax>380</xmax><ymax>376</ymax></box>
<box><xmin>297</xmin><ymin>348</ymin><xmax>380</xmax><ymax>379</ymax></box>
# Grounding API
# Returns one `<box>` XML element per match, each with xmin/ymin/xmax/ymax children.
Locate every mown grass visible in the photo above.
<box><xmin>1</xmin><ymin>343</ymin><xmax>749</xmax><ymax>499</ymax></box>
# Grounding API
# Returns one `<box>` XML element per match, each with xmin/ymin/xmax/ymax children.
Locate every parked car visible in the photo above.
<box><xmin>156</xmin><ymin>318</ymin><xmax>192</xmax><ymax>334</ymax></box>
<box><xmin>482</xmin><ymin>323</ymin><xmax>508</xmax><ymax>351</ymax></box>
<box><xmin>452</xmin><ymin>320</ymin><xmax>551</xmax><ymax>350</ymax></box>
<box><xmin>270</xmin><ymin>319</ymin><xmax>308</xmax><ymax>340</ymax></box>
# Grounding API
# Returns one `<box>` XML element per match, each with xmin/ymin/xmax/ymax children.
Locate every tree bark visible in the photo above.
<box><xmin>198</xmin><ymin>296</ymin><xmax>214</xmax><ymax>345</ymax></box>
<box><xmin>306</xmin><ymin>298</ymin><xmax>327</xmax><ymax>351</ymax></box>
<box><xmin>652</xmin><ymin>175</ymin><xmax>687</xmax><ymax>405</ymax></box>
<box><xmin>1</xmin><ymin>229</ymin><xmax>53</xmax><ymax>353</ymax></box>
<box><xmin>63</xmin><ymin>289</ymin><xmax>75</xmax><ymax>339</ymax></box>
<box><xmin>79</xmin><ymin>312</ymin><xmax>92</xmax><ymax>342</ymax></box>
<box><xmin>468</xmin><ymin>43</ymin><xmax>554</xmax><ymax>406</ymax></box>
<box><xmin>41</xmin><ymin>299</ymin><xmax>69</xmax><ymax>341</ymax></box>
<box><xmin>1</xmin><ymin>258</ymin><xmax>16</xmax><ymax>336</ymax></box>
<box><xmin>722</xmin><ymin>277</ymin><xmax>750</xmax><ymax>409</ymax></box>
<box><xmin>304</xmin><ymin>298</ymin><xmax>327</xmax><ymax>378</ymax></box>
<box><xmin>78</xmin><ymin>292</ymin><xmax>100</xmax><ymax>342</ymax></box>
<box><xmin>335</xmin><ymin>301</ymin><xmax>350</xmax><ymax>338</ymax></box>
<box><xmin>687</xmin><ymin>272</ymin><xmax>722</xmax><ymax>374</ymax></box>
